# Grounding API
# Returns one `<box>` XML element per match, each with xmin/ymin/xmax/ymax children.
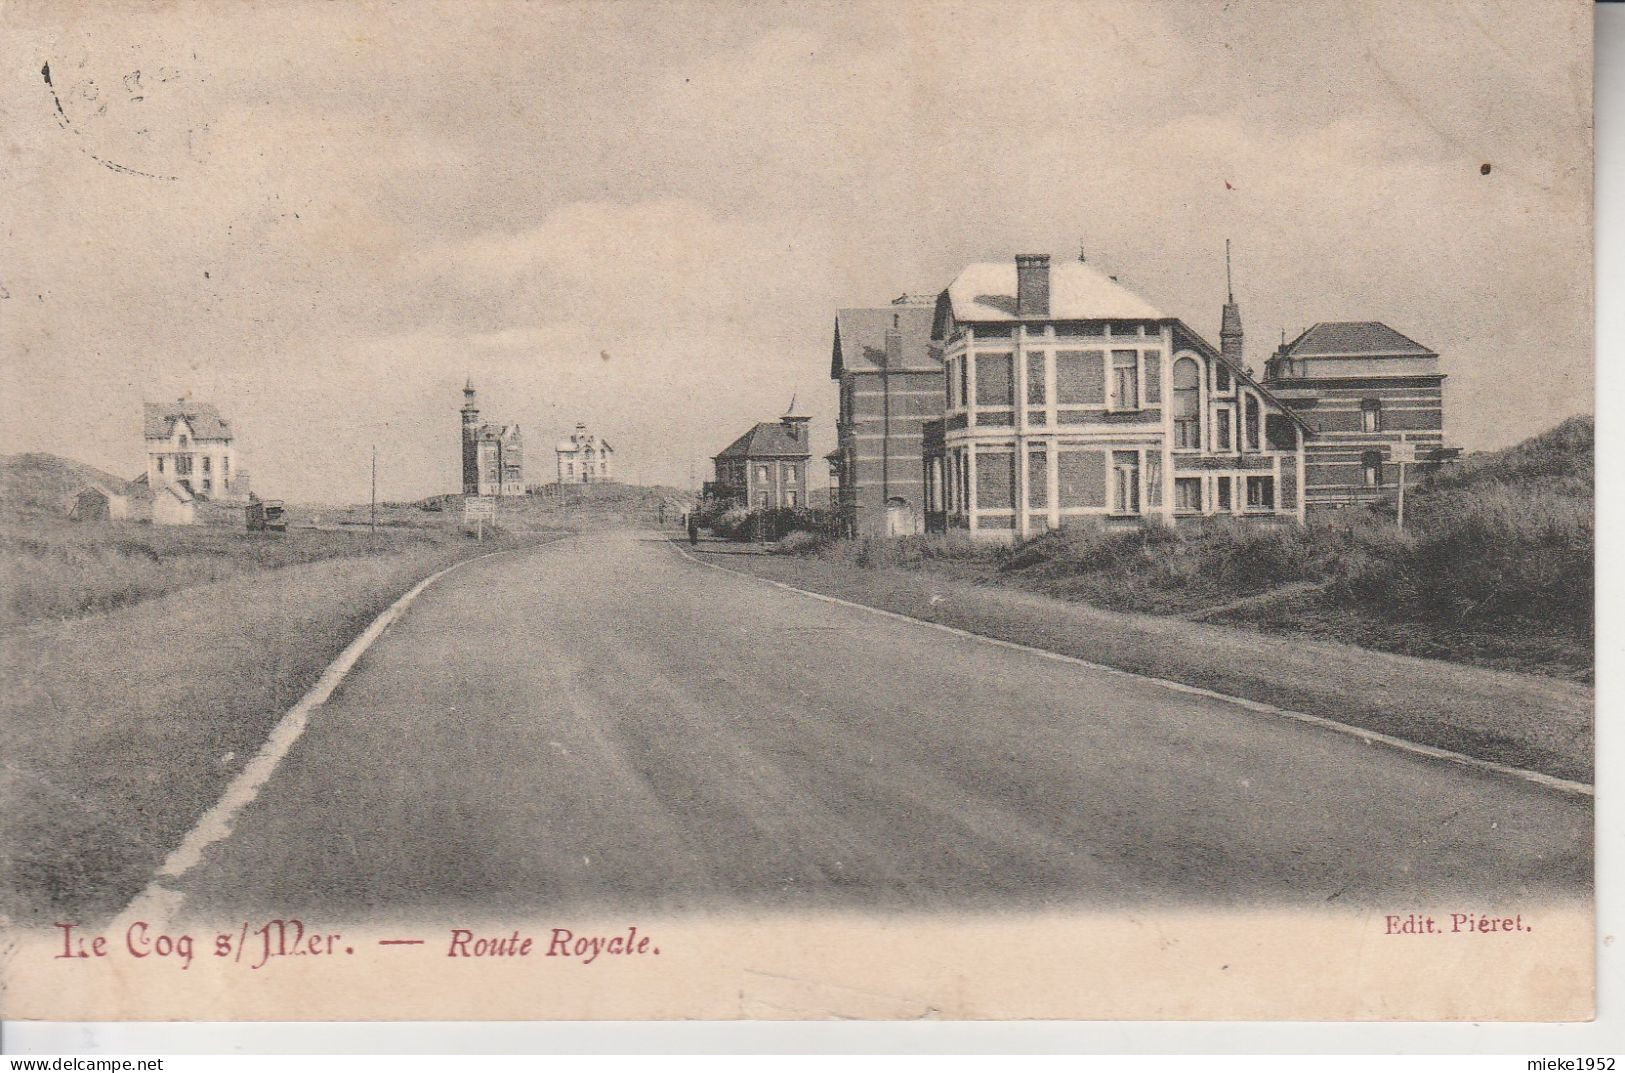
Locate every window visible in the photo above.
<box><xmin>1175</xmin><ymin>477</ymin><xmax>1202</xmax><ymax>513</ymax></box>
<box><xmin>1362</xmin><ymin>399</ymin><xmax>1383</xmax><ymax>433</ymax></box>
<box><xmin>959</xmin><ymin>357</ymin><xmax>969</xmax><ymax>410</ymax></box>
<box><xmin>179</xmin><ymin>434</ymin><xmax>189</xmax><ymax>447</ymax></box>
<box><xmin>1363</xmin><ymin>451</ymin><xmax>1384</xmax><ymax>488</ymax></box>
<box><xmin>1057</xmin><ymin>451</ymin><xmax>1105</xmax><ymax>508</ymax></box>
<box><xmin>1026</xmin><ymin>351</ymin><xmax>1047</xmax><ymax>406</ymax></box>
<box><xmin>1027</xmin><ymin>451</ymin><xmax>1048</xmax><ymax>508</ymax></box>
<box><xmin>975</xmin><ymin>451</ymin><xmax>1015</xmax><ymax>510</ymax></box>
<box><xmin>946</xmin><ymin>360</ymin><xmax>956</xmax><ymax>409</ymax></box>
<box><xmin>975</xmin><ymin>353</ymin><xmax>1014</xmax><ymax>409</ymax></box>
<box><xmin>1247</xmin><ymin>475</ymin><xmax>1275</xmax><ymax>510</ymax></box>
<box><xmin>1217</xmin><ymin>476</ymin><xmax>1233</xmax><ymax>510</ymax></box>
<box><xmin>1111</xmin><ymin>350</ymin><xmax>1139</xmax><ymax>410</ymax></box>
<box><xmin>760</xmin><ymin>493</ymin><xmax>770</xmax><ymax>509</ymax></box>
<box><xmin>1172</xmin><ymin>357</ymin><xmax>1201</xmax><ymax>448</ymax></box>
<box><xmin>786</xmin><ymin>491</ymin><xmax>798</xmax><ymax>508</ymax></box>
<box><xmin>1111</xmin><ymin>451</ymin><xmax>1140</xmax><ymax>515</ymax></box>
<box><xmin>202</xmin><ymin>478</ymin><xmax>212</xmax><ymax>495</ymax></box>
<box><xmin>757</xmin><ymin>465</ymin><xmax>770</xmax><ymax>482</ymax></box>
<box><xmin>175</xmin><ymin>454</ymin><xmax>193</xmax><ymax>476</ymax></box>
<box><xmin>157</xmin><ymin>457</ymin><xmax>165</xmax><ymax>474</ymax></box>
<box><xmin>1143</xmin><ymin>351</ymin><xmax>1162</xmax><ymax>404</ymax></box>
<box><xmin>1055</xmin><ymin>350</ymin><xmax>1104</xmax><ymax>405</ymax></box>
<box><xmin>1245</xmin><ymin>394</ymin><xmax>1261</xmax><ymax>450</ymax></box>
<box><xmin>566</xmin><ymin>462</ymin><xmax>574</xmax><ymax>475</ymax></box>
<box><xmin>1216</xmin><ymin>408</ymin><xmax>1233</xmax><ymax>451</ymax></box>
<box><xmin>1145</xmin><ymin>453</ymin><xmax>1163</xmax><ymax>508</ymax></box>
<box><xmin>222</xmin><ymin>457</ymin><xmax>230</xmax><ymax>479</ymax></box>
<box><xmin>203</xmin><ymin>456</ymin><xmax>212</xmax><ymax>473</ymax></box>
<box><xmin>1215</xmin><ymin>364</ymin><xmax>1232</xmax><ymax>393</ymax></box>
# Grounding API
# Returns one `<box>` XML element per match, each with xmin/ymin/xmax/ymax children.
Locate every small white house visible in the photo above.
<box><xmin>68</xmin><ymin>486</ymin><xmax>130</xmax><ymax>522</ymax></box>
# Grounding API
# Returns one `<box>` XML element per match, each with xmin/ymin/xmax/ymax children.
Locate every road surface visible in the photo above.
<box><xmin>168</xmin><ymin>532</ymin><xmax>1590</xmax><ymax>920</ymax></box>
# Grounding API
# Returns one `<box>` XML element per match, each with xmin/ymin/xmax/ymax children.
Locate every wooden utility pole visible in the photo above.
<box><xmin>370</xmin><ymin>445</ymin><xmax>377</xmax><ymax>536</ymax></box>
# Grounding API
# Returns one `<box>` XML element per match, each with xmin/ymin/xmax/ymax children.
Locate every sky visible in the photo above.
<box><xmin>0</xmin><ymin>0</ymin><xmax>1594</xmax><ymax>504</ymax></box>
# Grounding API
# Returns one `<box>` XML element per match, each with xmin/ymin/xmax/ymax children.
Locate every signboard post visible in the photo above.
<box><xmin>463</xmin><ymin>496</ymin><xmax>497</xmax><ymax>542</ymax></box>
<box><xmin>1390</xmin><ymin>441</ymin><xmax>1418</xmax><ymax>530</ymax></box>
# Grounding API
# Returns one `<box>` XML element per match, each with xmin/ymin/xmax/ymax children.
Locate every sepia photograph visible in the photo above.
<box><xmin>0</xmin><ymin>0</ymin><xmax>1597</xmax><ymax>1026</ymax></box>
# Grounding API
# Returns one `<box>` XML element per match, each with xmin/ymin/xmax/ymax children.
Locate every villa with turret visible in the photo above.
<box><xmin>460</xmin><ymin>380</ymin><xmax>525</xmax><ymax>497</ymax></box>
<box><xmin>921</xmin><ymin>253</ymin><xmax>1311</xmax><ymax>539</ymax></box>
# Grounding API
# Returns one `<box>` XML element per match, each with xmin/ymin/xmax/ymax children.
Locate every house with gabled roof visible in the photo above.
<box><xmin>1263</xmin><ymin>322</ymin><xmax>1458</xmax><ymax>513</ymax></box>
<box><xmin>922</xmin><ymin>253</ymin><xmax>1310</xmax><ymax>539</ymax></box>
<box><xmin>709</xmin><ymin>403</ymin><xmax>813</xmax><ymax>511</ymax></box>
<box><xmin>143</xmin><ymin>397</ymin><xmax>250</xmax><ymax>510</ymax></box>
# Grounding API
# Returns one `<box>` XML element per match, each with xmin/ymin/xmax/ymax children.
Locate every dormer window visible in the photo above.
<box><xmin>179</xmin><ymin>434</ymin><xmax>189</xmax><ymax>447</ymax></box>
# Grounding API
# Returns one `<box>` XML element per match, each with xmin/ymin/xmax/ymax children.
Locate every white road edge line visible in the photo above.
<box><xmin>115</xmin><ymin>538</ymin><xmax>566</xmax><ymax>930</ymax></box>
<box><xmin>666</xmin><ymin>536</ymin><xmax>1593</xmax><ymax>800</ymax></box>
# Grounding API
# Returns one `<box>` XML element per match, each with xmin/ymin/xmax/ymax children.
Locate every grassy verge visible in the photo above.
<box><xmin>0</xmin><ymin>531</ymin><xmax>559</xmax><ymax>923</ymax></box>
<box><xmin>682</xmin><ymin>537</ymin><xmax>1591</xmax><ymax>785</ymax></box>
<box><xmin>0</xmin><ymin>517</ymin><xmax>487</xmax><ymax>632</ymax></box>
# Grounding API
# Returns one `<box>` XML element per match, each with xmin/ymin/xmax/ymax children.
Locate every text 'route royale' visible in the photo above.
<box><xmin>54</xmin><ymin>921</ymin><xmax>659</xmax><ymax>971</ymax></box>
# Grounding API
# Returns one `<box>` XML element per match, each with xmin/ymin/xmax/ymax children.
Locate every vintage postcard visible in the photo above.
<box><xmin>0</xmin><ymin>0</ymin><xmax>1594</xmax><ymax>1021</ymax></box>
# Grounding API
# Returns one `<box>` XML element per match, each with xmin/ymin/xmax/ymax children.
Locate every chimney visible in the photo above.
<box><xmin>884</xmin><ymin>311</ymin><xmax>903</xmax><ymax>368</ymax></box>
<box><xmin>1015</xmin><ymin>254</ymin><xmax>1051</xmax><ymax>318</ymax></box>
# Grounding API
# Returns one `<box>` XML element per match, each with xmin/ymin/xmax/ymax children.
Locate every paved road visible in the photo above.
<box><xmin>171</xmin><ymin>532</ymin><xmax>1590</xmax><ymax>920</ymax></box>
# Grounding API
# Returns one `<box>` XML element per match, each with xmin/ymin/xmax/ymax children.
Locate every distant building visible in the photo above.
<box><xmin>709</xmin><ymin>404</ymin><xmax>813</xmax><ymax>510</ymax></box>
<box><xmin>460</xmin><ymin>380</ymin><xmax>525</xmax><ymax>496</ymax></box>
<box><xmin>555</xmin><ymin>424</ymin><xmax>615</xmax><ymax>484</ymax></box>
<box><xmin>830</xmin><ymin>296</ymin><xmax>939</xmax><ymax>537</ymax></box>
<box><xmin>68</xmin><ymin>485</ymin><xmax>130</xmax><ymax>522</ymax></box>
<box><xmin>143</xmin><ymin>397</ymin><xmax>250</xmax><ymax>508</ymax></box>
<box><xmin>1263</xmin><ymin>322</ymin><xmax>1457</xmax><ymax>513</ymax></box>
<box><xmin>922</xmin><ymin>253</ymin><xmax>1309</xmax><ymax>540</ymax></box>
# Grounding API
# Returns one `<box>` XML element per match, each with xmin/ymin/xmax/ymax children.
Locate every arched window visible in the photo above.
<box><xmin>1361</xmin><ymin>398</ymin><xmax>1383</xmax><ymax>433</ymax></box>
<box><xmin>1172</xmin><ymin>357</ymin><xmax>1201</xmax><ymax>449</ymax></box>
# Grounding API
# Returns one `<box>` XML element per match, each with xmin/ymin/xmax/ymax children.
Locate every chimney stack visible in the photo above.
<box><xmin>1015</xmin><ymin>254</ymin><xmax>1051</xmax><ymax>318</ymax></box>
<box><xmin>884</xmin><ymin>311</ymin><xmax>903</xmax><ymax>368</ymax></box>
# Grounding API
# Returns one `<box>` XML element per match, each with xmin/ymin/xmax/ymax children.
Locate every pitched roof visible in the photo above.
<box><xmin>714</xmin><ymin>421</ymin><xmax>813</xmax><ymax>460</ymax></box>
<box><xmin>943</xmin><ymin>259</ymin><xmax>1164</xmax><ymax>323</ymax></box>
<box><xmin>831</xmin><ymin>304</ymin><xmax>938</xmax><ymax>377</ymax></box>
<box><xmin>144</xmin><ymin>400</ymin><xmax>233</xmax><ymax>440</ymax></box>
<box><xmin>1280</xmin><ymin>322</ymin><xmax>1434</xmax><ymax>357</ymax></box>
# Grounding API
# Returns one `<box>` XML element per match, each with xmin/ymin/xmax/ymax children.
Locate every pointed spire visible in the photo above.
<box><xmin>1220</xmin><ymin>240</ymin><xmax>1244</xmax><ymax>365</ymax></box>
